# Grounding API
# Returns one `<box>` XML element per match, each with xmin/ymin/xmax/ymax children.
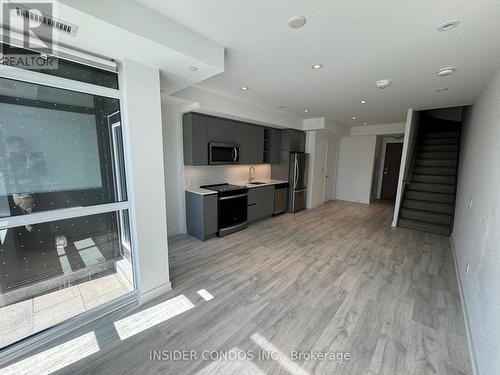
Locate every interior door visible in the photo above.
<box><xmin>380</xmin><ymin>143</ymin><xmax>404</xmax><ymax>200</ymax></box>
<box><xmin>324</xmin><ymin>141</ymin><xmax>338</xmax><ymax>202</ymax></box>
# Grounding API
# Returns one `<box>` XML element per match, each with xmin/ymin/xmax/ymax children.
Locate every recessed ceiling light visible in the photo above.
<box><xmin>375</xmin><ymin>79</ymin><xmax>392</xmax><ymax>89</ymax></box>
<box><xmin>304</xmin><ymin>109</ymin><xmax>309</xmax><ymax>113</ymax></box>
<box><xmin>288</xmin><ymin>16</ymin><xmax>307</xmax><ymax>29</ymax></box>
<box><xmin>436</xmin><ymin>88</ymin><xmax>449</xmax><ymax>92</ymax></box>
<box><xmin>361</xmin><ymin>100</ymin><xmax>367</xmax><ymax>104</ymax></box>
<box><xmin>240</xmin><ymin>86</ymin><xmax>249</xmax><ymax>91</ymax></box>
<box><xmin>352</xmin><ymin>116</ymin><xmax>356</xmax><ymax>120</ymax></box>
<box><xmin>437</xmin><ymin>20</ymin><xmax>460</xmax><ymax>32</ymax></box>
<box><xmin>312</xmin><ymin>64</ymin><xmax>323</xmax><ymax>70</ymax></box>
<box><xmin>187</xmin><ymin>65</ymin><xmax>198</xmax><ymax>71</ymax></box>
<box><xmin>437</xmin><ymin>67</ymin><xmax>456</xmax><ymax>77</ymax></box>
<box><xmin>363</xmin><ymin>122</ymin><xmax>367</xmax><ymax>125</ymax></box>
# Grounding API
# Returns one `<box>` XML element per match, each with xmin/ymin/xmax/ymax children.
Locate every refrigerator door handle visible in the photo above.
<box><xmin>294</xmin><ymin>158</ymin><xmax>299</xmax><ymax>188</ymax></box>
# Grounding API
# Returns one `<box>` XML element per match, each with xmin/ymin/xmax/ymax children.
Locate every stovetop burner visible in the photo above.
<box><xmin>201</xmin><ymin>183</ymin><xmax>247</xmax><ymax>193</ymax></box>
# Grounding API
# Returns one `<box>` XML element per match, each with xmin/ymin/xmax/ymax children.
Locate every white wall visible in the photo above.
<box><xmin>452</xmin><ymin>67</ymin><xmax>500</xmax><ymax>375</ymax></box>
<box><xmin>305</xmin><ymin>131</ymin><xmax>328</xmax><ymax>208</ymax></box>
<box><xmin>120</xmin><ymin>60</ymin><xmax>171</xmax><ymax>303</ymax></box>
<box><xmin>335</xmin><ymin>136</ymin><xmax>377</xmax><ymax>204</ymax></box>
<box><xmin>173</xmin><ymin>86</ymin><xmax>303</xmax><ymax>129</ymax></box>
<box><xmin>303</xmin><ymin>117</ymin><xmax>325</xmax><ymax>130</ymax></box>
<box><xmin>350</xmin><ymin>122</ymin><xmax>405</xmax><ymax>136</ymax></box>
<box><xmin>392</xmin><ymin>109</ymin><xmax>420</xmax><ymax>226</ymax></box>
<box><xmin>305</xmin><ymin>128</ymin><xmax>345</xmax><ymax>209</ymax></box>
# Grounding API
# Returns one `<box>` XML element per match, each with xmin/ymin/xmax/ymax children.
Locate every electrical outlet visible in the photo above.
<box><xmin>469</xmin><ymin>198</ymin><xmax>473</xmax><ymax>208</ymax></box>
<box><xmin>466</xmin><ymin>263</ymin><xmax>471</xmax><ymax>275</ymax></box>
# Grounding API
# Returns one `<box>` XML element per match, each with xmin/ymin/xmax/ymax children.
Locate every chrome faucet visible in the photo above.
<box><xmin>248</xmin><ymin>166</ymin><xmax>256</xmax><ymax>183</ymax></box>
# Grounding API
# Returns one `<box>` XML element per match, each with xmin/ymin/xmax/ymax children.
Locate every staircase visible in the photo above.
<box><xmin>398</xmin><ymin>119</ymin><xmax>461</xmax><ymax>235</ymax></box>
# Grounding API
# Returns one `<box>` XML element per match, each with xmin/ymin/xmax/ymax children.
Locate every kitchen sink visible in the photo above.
<box><xmin>248</xmin><ymin>181</ymin><xmax>266</xmax><ymax>185</ymax></box>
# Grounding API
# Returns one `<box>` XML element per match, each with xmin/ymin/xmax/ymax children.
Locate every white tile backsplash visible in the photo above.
<box><xmin>184</xmin><ymin>164</ymin><xmax>271</xmax><ymax>188</ymax></box>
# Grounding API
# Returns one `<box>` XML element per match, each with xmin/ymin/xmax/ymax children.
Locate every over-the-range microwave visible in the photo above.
<box><xmin>209</xmin><ymin>143</ymin><xmax>240</xmax><ymax>165</ymax></box>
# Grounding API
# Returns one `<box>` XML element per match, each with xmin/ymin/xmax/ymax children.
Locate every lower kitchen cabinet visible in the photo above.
<box><xmin>247</xmin><ymin>186</ymin><xmax>274</xmax><ymax>223</ymax></box>
<box><xmin>186</xmin><ymin>191</ymin><xmax>218</xmax><ymax>241</ymax></box>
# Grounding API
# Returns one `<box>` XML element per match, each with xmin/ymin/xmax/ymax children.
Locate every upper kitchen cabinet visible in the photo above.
<box><xmin>281</xmin><ymin>129</ymin><xmax>306</xmax><ymax>153</ymax></box>
<box><xmin>183</xmin><ymin>112</ymin><xmax>208</xmax><ymax>166</ymax></box>
<box><xmin>238</xmin><ymin>123</ymin><xmax>264</xmax><ymax>164</ymax></box>
<box><xmin>206</xmin><ymin>115</ymin><xmax>238</xmax><ymax>144</ymax></box>
<box><xmin>264</xmin><ymin>128</ymin><xmax>281</xmax><ymax>164</ymax></box>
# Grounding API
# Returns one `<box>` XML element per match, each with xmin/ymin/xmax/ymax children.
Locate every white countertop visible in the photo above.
<box><xmin>186</xmin><ymin>179</ymin><xmax>288</xmax><ymax>195</ymax></box>
<box><xmin>237</xmin><ymin>179</ymin><xmax>289</xmax><ymax>188</ymax></box>
<box><xmin>185</xmin><ymin>187</ymin><xmax>218</xmax><ymax>195</ymax></box>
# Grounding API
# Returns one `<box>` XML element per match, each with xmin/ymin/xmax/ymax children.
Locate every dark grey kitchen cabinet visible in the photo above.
<box><xmin>183</xmin><ymin>112</ymin><xmax>208</xmax><ymax>166</ymax></box>
<box><xmin>185</xmin><ymin>191</ymin><xmax>218</xmax><ymax>241</ymax></box>
<box><xmin>206</xmin><ymin>116</ymin><xmax>238</xmax><ymax>144</ymax></box>
<box><xmin>264</xmin><ymin>128</ymin><xmax>281</xmax><ymax>164</ymax></box>
<box><xmin>247</xmin><ymin>186</ymin><xmax>274</xmax><ymax>223</ymax></box>
<box><xmin>282</xmin><ymin>129</ymin><xmax>306</xmax><ymax>153</ymax></box>
<box><xmin>238</xmin><ymin>123</ymin><xmax>264</xmax><ymax>164</ymax></box>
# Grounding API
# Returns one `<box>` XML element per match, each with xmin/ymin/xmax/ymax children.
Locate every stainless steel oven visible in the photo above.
<box><xmin>209</xmin><ymin>143</ymin><xmax>239</xmax><ymax>165</ymax></box>
<box><xmin>200</xmin><ymin>183</ymin><xmax>248</xmax><ymax>237</ymax></box>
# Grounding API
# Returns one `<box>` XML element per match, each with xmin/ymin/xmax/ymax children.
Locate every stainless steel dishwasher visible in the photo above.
<box><xmin>273</xmin><ymin>183</ymin><xmax>289</xmax><ymax>215</ymax></box>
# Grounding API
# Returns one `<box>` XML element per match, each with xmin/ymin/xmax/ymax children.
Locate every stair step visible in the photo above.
<box><xmin>407</xmin><ymin>182</ymin><xmax>455</xmax><ymax>194</ymax></box>
<box><xmin>400</xmin><ymin>208</ymin><xmax>452</xmax><ymax>226</ymax></box>
<box><xmin>399</xmin><ymin>218</ymin><xmax>450</xmax><ymax>236</ymax></box>
<box><xmin>405</xmin><ymin>190</ymin><xmax>454</xmax><ymax>203</ymax></box>
<box><xmin>424</xmin><ymin>131</ymin><xmax>460</xmax><ymax>139</ymax></box>
<box><xmin>403</xmin><ymin>199</ymin><xmax>453</xmax><ymax>214</ymax></box>
<box><xmin>415</xmin><ymin>159</ymin><xmax>457</xmax><ymax>167</ymax></box>
<box><xmin>420</xmin><ymin>144</ymin><xmax>458</xmax><ymax>152</ymax></box>
<box><xmin>413</xmin><ymin>167</ymin><xmax>457</xmax><ymax>176</ymax></box>
<box><xmin>418</xmin><ymin>152</ymin><xmax>458</xmax><ymax>160</ymax></box>
<box><xmin>412</xmin><ymin>174</ymin><xmax>456</xmax><ymax>184</ymax></box>
<box><xmin>421</xmin><ymin>138</ymin><xmax>459</xmax><ymax>145</ymax></box>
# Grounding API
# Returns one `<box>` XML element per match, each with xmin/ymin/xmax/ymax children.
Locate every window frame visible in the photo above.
<box><xmin>0</xmin><ymin>54</ymin><xmax>140</xmax><ymax>360</ymax></box>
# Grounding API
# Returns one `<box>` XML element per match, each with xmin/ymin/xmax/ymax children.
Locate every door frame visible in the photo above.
<box><xmin>323</xmin><ymin>139</ymin><xmax>339</xmax><ymax>203</ymax></box>
<box><xmin>376</xmin><ymin>137</ymin><xmax>404</xmax><ymax>199</ymax></box>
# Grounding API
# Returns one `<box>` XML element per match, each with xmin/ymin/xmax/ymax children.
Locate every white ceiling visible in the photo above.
<box><xmin>138</xmin><ymin>0</ymin><xmax>500</xmax><ymax>125</ymax></box>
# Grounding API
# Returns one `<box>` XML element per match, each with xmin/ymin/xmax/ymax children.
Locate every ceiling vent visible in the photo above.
<box><xmin>15</xmin><ymin>6</ymin><xmax>78</xmax><ymax>37</ymax></box>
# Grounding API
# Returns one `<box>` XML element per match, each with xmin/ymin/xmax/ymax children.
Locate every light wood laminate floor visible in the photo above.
<box><xmin>1</xmin><ymin>201</ymin><xmax>472</xmax><ymax>375</ymax></box>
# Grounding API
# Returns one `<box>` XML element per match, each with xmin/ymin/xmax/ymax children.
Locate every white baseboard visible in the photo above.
<box><xmin>449</xmin><ymin>235</ymin><xmax>479</xmax><ymax>375</ymax></box>
<box><xmin>138</xmin><ymin>282</ymin><xmax>172</xmax><ymax>304</ymax></box>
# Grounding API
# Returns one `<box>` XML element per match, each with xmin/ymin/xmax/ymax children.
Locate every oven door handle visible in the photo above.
<box><xmin>219</xmin><ymin>193</ymin><xmax>247</xmax><ymax>201</ymax></box>
<box><xmin>233</xmin><ymin>147</ymin><xmax>238</xmax><ymax>162</ymax></box>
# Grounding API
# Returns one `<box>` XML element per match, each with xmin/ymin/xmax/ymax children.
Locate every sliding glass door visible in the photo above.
<box><xmin>0</xmin><ymin>57</ymin><xmax>134</xmax><ymax>349</ymax></box>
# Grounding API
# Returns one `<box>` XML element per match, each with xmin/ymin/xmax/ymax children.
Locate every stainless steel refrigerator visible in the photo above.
<box><xmin>288</xmin><ymin>152</ymin><xmax>308</xmax><ymax>212</ymax></box>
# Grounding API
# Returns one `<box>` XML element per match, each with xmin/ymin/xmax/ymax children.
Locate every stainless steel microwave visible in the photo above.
<box><xmin>209</xmin><ymin>143</ymin><xmax>240</xmax><ymax>165</ymax></box>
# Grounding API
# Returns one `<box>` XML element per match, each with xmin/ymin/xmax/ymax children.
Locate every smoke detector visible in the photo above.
<box><xmin>437</xmin><ymin>67</ymin><xmax>456</xmax><ymax>77</ymax></box>
<box><xmin>288</xmin><ymin>16</ymin><xmax>307</xmax><ymax>29</ymax></box>
<box><xmin>375</xmin><ymin>79</ymin><xmax>392</xmax><ymax>89</ymax></box>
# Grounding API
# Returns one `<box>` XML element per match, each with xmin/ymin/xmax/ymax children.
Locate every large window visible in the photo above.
<box><xmin>0</xmin><ymin>55</ymin><xmax>134</xmax><ymax>349</ymax></box>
